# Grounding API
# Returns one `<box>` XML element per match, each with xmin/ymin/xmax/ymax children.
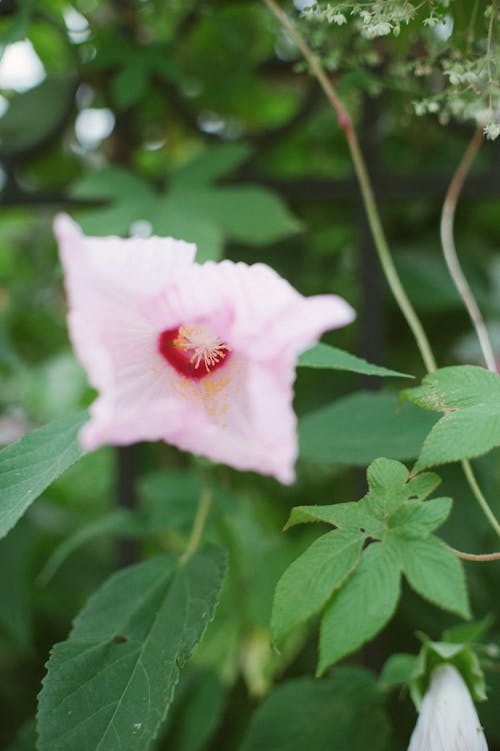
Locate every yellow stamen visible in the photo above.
<box><xmin>174</xmin><ymin>325</ymin><xmax>231</xmax><ymax>372</ymax></box>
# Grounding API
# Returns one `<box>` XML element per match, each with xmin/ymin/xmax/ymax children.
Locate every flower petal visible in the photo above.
<box><xmin>55</xmin><ymin>214</ymin><xmax>196</xmax><ymax>385</ymax></box>
<box><xmin>56</xmin><ymin>218</ymin><xmax>355</xmax><ymax>482</ymax></box>
<box><xmin>408</xmin><ymin>665</ymin><xmax>488</xmax><ymax>751</ymax></box>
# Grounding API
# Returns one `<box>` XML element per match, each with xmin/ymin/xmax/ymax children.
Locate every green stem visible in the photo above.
<box><xmin>487</xmin><ymin>0</ymin><xmax>497</xmax><ymax>56</ymax></box>
<box><xmin>461</xmin><ymin>460</ymin><xmax>500</xmax><ymax>539</ymax></box>
<box><xmin>262</xmin><ymin>0</ymin><xmax>500</xmax><ymax>541</ymax></box>
<box><xmin>182</xmin><ymin>486</ymin><xmax>213</xmax><ymax>560</ymax></box>
<box><xmin>486</xmin><ymin>0</ymin><xmax>497</xmax><ymax>110</ymax></box>
<box><xmin>261</xmin><ymin>0</ymin><xmax>436</xmax><ymax>373</ymax></box>
<box><xmin>440</xmin><ymin>128</ymin><xmax>495</xmax><ymax>372</ymax></box>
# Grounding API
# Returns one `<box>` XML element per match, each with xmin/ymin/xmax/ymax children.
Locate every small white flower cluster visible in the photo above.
<box><xmin>303</xmin><ymin>1</ymin><xmax>451</xmax><ymax>38</ymax></box>
<box><xmin>301</xmin><ymin>0</ymin><xmax>499</xmax><ymax>138</ymax></box>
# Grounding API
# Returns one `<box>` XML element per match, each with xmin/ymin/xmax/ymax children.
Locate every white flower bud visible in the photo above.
<box><xmin>407</xmin><ymin>664</ymin><xmax>488</xmax><ymax>751</ymax></box>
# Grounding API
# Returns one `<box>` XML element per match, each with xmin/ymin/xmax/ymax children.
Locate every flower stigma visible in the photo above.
<box><xmin>158</xmin><ymin>324</ymin><xmax>231</xmax><ymax>380</ymax></box>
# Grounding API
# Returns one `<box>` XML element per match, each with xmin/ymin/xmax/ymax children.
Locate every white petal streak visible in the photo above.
<box><xmin>408</xmin><ymin>665</ymin><xmax>488</xmax><ymax>751</ymax></box>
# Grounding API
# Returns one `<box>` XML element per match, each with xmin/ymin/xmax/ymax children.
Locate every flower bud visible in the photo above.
<box><xmin>407</xmin><ymin>664</ymin><xmax>488</xmax><ymax>751</ymax></box>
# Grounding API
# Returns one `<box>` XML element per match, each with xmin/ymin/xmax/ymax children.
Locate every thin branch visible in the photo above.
<box><xmin>461</xmin><ymin>459</ymin><xmax>500</xmax><ymax>539</ymax></box>
<box><xmin>182</xmin><ymin>486</ymin><xmax>213</xmax><ymax>561</ymax></box>
<box><xmin>262</xmin><ymin>0</ymin><xmax>437</xmax><ymax>373</ymax></box>
<box><xmin>262</xmin><ymin>0</ymin><xmax>500</xmax><ymax>542</ymax></box>
<box><xmin>452</xmin><ymin>548</ymin><xmax>500</xmax><ymax>562</ymax></box>
<box><xmin>440</xmin><ymin>128</ymin><xmax>496</xmax><ymax>372</ymax></box>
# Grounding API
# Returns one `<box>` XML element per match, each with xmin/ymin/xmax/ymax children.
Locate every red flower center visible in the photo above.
<box><xmin>158</xmin><ymin>324</ymin><xmax>231</xmax><ymax>380</ymax></box>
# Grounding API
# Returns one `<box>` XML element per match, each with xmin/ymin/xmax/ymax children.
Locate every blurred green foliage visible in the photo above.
<box><xmin>0</xmin><ymin>1</ymin><xmax>499</xmax><ymax>750</ymax></box>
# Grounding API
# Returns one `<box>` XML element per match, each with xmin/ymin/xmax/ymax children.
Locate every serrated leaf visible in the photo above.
<box><xmin>286</xmin><ymin>461</ymin><xmax>443</xmax><ymax>539</ymax></box>
<box><xmin>285</xmin><ymin>501</ymin><xmax>383</xmax><ymax>536</ymax></box>
<box><xmin>298</xmin><ymin>343</ymin><xmax>411</xmax><ymax>378</ymax></box>
<box><xmin>0</xmin><ymin>412</ymin><xmax>87</xmax><ymax>539</ymax></box>
<box><xmin>402</xmin><ymin>471</ymin><xmax>442</xmax><ymax>501</ymax></box>
<box><xmin>364</xmin><ymin>459</ymin><xmax>441</xmax><ymax>518</ymax></box>
<box><xmin>37</xmin><ymin>548</ymin><xmax>227</xmax><ymax>751</ymax></box>
<box><xmin>403</xmin><ymin>365</ymin><xmax>500</xmax><ymax>469</ymax></box>
<box><xmin>299</xmin><ymin>392</ymin><xmax>438</xmax><ymax>466</ymax></box>
<box><xmin>391</xmin><ymin>535</ymin><xmax>470</xmax><ymax>619</ymax></box>
<box><xmin>271</xmin><ymin>529</ymin><xmax>364</xmax><ymax>641</ymax></box>
<box><xmin>240</xmin><ymin>669</ymin><xmax>391</xmax><ymax>751</ymax></box>
<box><xmin>318</xmin><ymin>542</ymin><xmax>401</xmax><ymax>674</ymax></box>
<box><xmin>365</xmin><ymin>458</ymin><xmax>410</xmax><ymax>515</ymax></box>
<box><xmin>388</xmin><ymin>497</ymin><xmax>452</xmax><ymax>538</ymax></box>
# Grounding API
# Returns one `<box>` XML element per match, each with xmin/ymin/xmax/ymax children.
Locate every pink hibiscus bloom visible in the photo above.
<box><xmin>55</xmin><ymin>214</ymin><xmax>354</xmax><ymax>484</ymax></box>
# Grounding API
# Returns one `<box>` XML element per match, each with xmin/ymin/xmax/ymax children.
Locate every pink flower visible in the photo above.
<box><xmin>55</xmin><ymin>214</ymin><xmax>354</xmax><ymax>484</ymax></box>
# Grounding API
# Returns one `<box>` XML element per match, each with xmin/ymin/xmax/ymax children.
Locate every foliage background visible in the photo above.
<box><xmin>0</xmin><ymin>0</ymin><xmax>499</xmax><ymax>749</ymax></box>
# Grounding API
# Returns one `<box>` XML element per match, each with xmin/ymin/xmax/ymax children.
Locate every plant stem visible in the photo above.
<box><xmin>182</xmin><ymin>486</ymin><xmax>213</xmax><ymax>560</ymax></box>
<box><xmin>262</xmin><ymin>0</ymin><xmax>500</xmax><ymax>541</ymax></box>
<box><xmin>487</xmin><ymin>0</ymin><xmax>497</xmax><ymax>58</ymax></box>
<box><xmin>262</xmin><ymin>0</ymin><xmax>436</xmax><ymax>373</ymax></box>
<box><xmin>452</xmin><ymin>547</ymin><xmax>500</xmax><ymax>562</ymax></box>
<box><xmin>439</xmin><ymin>127</ymin><xmax>500</xmax><ymax>538</ymax></box>
<box><xmin>440</xmin><ymin>128</ymin><xmax>496</xmax><ymax>372</ymax></box>
<box><xmin>461</xmin><ymin>459</ymin><xmax>500</xmax><ymax>538</ymax></box>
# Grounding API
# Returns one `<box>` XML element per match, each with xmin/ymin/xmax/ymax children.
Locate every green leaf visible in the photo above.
<box><xmin>365</xmin><ymin>458</ymin><xmax>411</xmax><ymax>516</ymax></box>
<box><xmin>151</xmin><ymin>199</ymin><xmax>223</xmax><ymax>262</ymax></box>
<box><xmin>287</xmin><ymin>461</ymin><xmax>441</xmax><ymax>535</ymax></box>
<box><xmin>318</xmin><ymin>542</ymin><xmax>401</xmax><ymax>674</ymax></box>
<box><xmin>71</xmin><ymin>148</ymin><xmax>299</xmax><ymax>260</ymax></box>
<box><xmin>176</xmin><ymin>185</ymin><xmax>301</xmax><ymax>246</ymax></box>
<box><xmin>6</xmin><ymin>718</ymin><xmax>36</xmax><ymax>751</ymax></box>
<box><xmin>38</xmin><ymin>510</ymin><xmax>137</xmax><ymax>585</ymax></box>
<box><xmin>173</xmin><ymin>144</ymin><xmax>251</xmax><ymax>185</ymax></box>
<box><xmin>410</xmin><ymin>640</ymin><xmax>487</xmax><ymax>706</ymax></box>
<box><xmin>285</xmin><ymin>501</ymin><xmax>383</xmax><ymax>536</ymax></box>
<box><xmin>0</xmin><ymin>521</ymin><xmax>35</xmax><ymax>651</ymax></box>
<box><xmin>299</xmin><ymin>392</ymin><xmax>438</xmax><ymax>466</ymax></box>
<box><xmin>379</xmin><ymin>653</ymin><xmax>418</xmax><ymax>689</ymax></box>
<box><xmin>390</xmin><ymin>535</ymin><xmax>470</xmax><ymax>619</ymax></box>
<box><xmin>160</xmin><ymin>668</ymin><xmax>227</xmax><ymax>751</ymax></box>
<box><xmin>298</xmin><ymin>343</ymin><xmax>411</xmax><ymax>378</ymax></box>
<box><xmin>397</xmin><ymin>249</ymin><xmax>463</xmax><ymax>312</ymax></box>
<box><xmin>363</xmin><ymin>459</ymin><xmax>441</xmax><ymax>520</ymax></box>
<box><xmin>71</xmin><ymin>168</ymin><xmax>158</xmax><ymax>236</ymax></box>
<box><xmin>400</xmin><ymin>471</ymin><xmax>442</xmax><ymax>501</ymax></box>
<box><xmin>240</xmin><ymin>669</ymin><xmax>391</xmax><ymax>751</ymax></box>
<box><xmin>37</xmin><ymin>548</ymin><xmax>227</xmax><ymax>751</ymax></box>
<box><xmin>0</xmin><ymin>412</ymin><xmax>87</xmax><ymax>540</ymax></box>
<box><xmin>271</xmin><ymin>529</ymin><xmax>364</xmax><ymax>641</ymax></box>
<box><xmin>403</xmin><ymin>366</ymin><xmax>500</xmax><ymax>469</ymax></box>
<box><xmin>442</xmin><ymin>616</ymin><xmax>493</xmax><ymax>645</ymax></box>
<box><xmin>388</xmin><ymin>497</ymin><xmax>452</xmax><ymax>538</ymax></box>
